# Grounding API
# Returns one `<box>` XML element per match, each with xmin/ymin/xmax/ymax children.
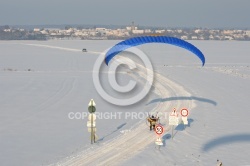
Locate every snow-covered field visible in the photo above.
<box><xmin>0</xmin><ymin>40</ymin><xmax>250</xmax><ymax>166</ymax></box>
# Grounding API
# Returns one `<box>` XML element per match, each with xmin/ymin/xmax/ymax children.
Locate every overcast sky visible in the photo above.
<box><xmin>0</xmin><ymin>0</ymin><xmax>249</xmax><ymax>28</ymax></box>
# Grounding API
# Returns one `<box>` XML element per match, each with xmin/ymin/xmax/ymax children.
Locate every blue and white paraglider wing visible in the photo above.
<box><xmin>105</xmin><ymin>36</ymin><xmax>205</xmax><ymax>66</ymax></box>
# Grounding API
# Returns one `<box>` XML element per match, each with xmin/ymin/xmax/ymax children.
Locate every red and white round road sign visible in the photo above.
<box><xmin>180</xmin><ymin>108</ymin><xmax>189</xmax><ymax>117</ymax></box>
<box><xmin>155</xmin><ymin>125</ymin><xmax>164</xmax><ymax>135</ymax></box>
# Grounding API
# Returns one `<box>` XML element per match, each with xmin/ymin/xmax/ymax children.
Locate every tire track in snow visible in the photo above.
<box><xmin>204</xmin><ymin>66</ymin><xmax>250</xmax><ymax>79</ymax></box>
<box><xmin>0</xmin><ymin>77</ymin><xmax>77</xmax><ymax>132</ymax></box>
<box><xmin>33</xmin><ymin>77</ymin><xmax>77</xmax><ymax>114</ymax></box>
<box><xmin>22</xmin><ymin>43</ymin><xmax>102</xmax><ymax>55</ymax></box>
<box><xmin>55</xmin><ymin>57</ymin><xmax>195</xmax><ymax>166</ymax></box>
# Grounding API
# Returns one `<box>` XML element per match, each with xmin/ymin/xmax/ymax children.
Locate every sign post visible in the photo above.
<box><xmin>180</xmin><ymin>108</ymin><xmax>189</xmax><ymax>129</ymax></box>
<box><xmin>154</xmin><ymin>124</ymin><xmax>164</xmax><ymax>149</ymax></box>
<box><xmin>169</xmin><ymin>108</ymin><xmax>179</xmax><ymax>139</ymax></box>
<box><xmin>88</xmin><ymin>99</ymin><xmax>96</xmax><ymax>144</ymax></box>
<box><xmin>155</xmin><ymin>125</ymin><xmax>164</xmax><ymax>136</ymax></box>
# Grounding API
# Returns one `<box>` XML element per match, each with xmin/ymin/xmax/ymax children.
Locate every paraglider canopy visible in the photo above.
<box><xmin>105</xmin><ymin>36</ymin><xmax>205</xmax><ymax>66</ymax></box>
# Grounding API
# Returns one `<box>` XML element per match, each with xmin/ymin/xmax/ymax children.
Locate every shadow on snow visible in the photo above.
<box><xmin>175</xmin><ymin>118</ymin><xmax>194</xmax><ymax>131</ymax></box>
<box><xmin>146</xmin><ymin>96</ymin><xmax>217</xmax><ymax>106</ymax></box>
<box><xmin>97</xmin><ymin>123</ymin><xmax>127</xmax><ymax>142</ymax></box>
<box><xmin>202</xmin><ymin>133</ymin><xmax>250</xmax><ymax>152</ymax></box>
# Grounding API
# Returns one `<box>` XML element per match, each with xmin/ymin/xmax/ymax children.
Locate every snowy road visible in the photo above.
<box><xmin>55</xmin><ymin>57</ymin><xmax>195</xmax><ymax>166</ymax></box>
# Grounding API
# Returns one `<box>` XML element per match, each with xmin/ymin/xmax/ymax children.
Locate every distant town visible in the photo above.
<box><xmin>1</xmin><ymin>23</ymin><xmax>250</xmax><ymax>41</ymax></box>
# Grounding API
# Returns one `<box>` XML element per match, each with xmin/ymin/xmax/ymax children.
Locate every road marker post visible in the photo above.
<box><xmin>88</xmin><ymin>99</ymin><xmax>96</xmax><ymax>144</ymax></box>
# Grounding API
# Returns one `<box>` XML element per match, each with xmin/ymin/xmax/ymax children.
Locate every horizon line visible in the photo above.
<box><xmin>2</xmin><ymin>24</ymin><xmax>250</xmax><ymax>30</ymax></box>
